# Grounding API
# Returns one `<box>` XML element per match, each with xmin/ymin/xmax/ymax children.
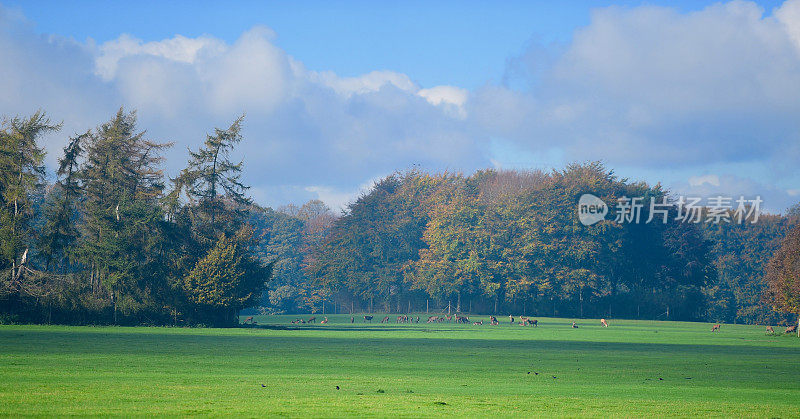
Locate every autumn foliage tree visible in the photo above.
<box><xmin>764</xmin><ymin>224</ymin><xmax>800</xmax><ymax>334</ymax></box>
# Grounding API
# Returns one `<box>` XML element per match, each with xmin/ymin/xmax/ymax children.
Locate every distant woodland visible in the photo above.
<box><xmin>1</xmin><ymin>110</ymin><xmax>799</xmax><ymax>326</ymax></box>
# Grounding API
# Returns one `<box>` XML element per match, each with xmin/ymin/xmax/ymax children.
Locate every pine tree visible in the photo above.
<box><xmin>0</xmin><ymin>111</ymin><xmax>61</xmax><ymax>290</ymax></box>
<box><xmin>176</xmin><ymin>115</ymin><xmax>251</xmax><ymax>242</ymax></box>
<box><xmin>76</xmin><ymin>108</ymin><xmax>171</xmax><ymax>322</ymax></box>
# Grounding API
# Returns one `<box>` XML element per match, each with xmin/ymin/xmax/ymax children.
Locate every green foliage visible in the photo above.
<box><xmin>703</xmin><ymin>215</ymin><xmax>794</xmax><ymax>324</ymax></box>
<box><xmin>184</xmin><ymin>227</ymin><xmax>273</xmax><ymax>325</ymax></box>
<box><xmin>0</xmin><ymin>111</ymin><xmax>60</xmax><ymax>276</ymax></box>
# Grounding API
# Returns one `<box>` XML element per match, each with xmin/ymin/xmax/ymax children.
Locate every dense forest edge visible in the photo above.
<box><xmin>1</xmin><ymin>109</ymin><xmax>799</xmax><ymax>327</ymax></box>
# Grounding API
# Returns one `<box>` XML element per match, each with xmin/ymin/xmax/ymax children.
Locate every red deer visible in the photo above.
<box><xmin>243</xmin><ymin>316</ymin><xmax>255</xmax><ymax>324</ymax></box>
<box><xmin>351</xmin><ymin>316</ymin><xmax>354</xmax><ymax>323</ymax></box>
<box><xmin>473</xmin><ymin>321</ymin><xmax>483</xmax><ymax>325</ymax></box>
<box><xmin>427</xmin><ymin>316</ymin><xmax>438</xmax><ymax>323</ymax></box>
<box><xmin>364</xmin><ymin>315</ymin><xmax>373</xmax><ymax>323</ymax></box>
<box><xmin>711</xmin><ymin>324</ymin><xmax>720</xmax><ymax>332</ymax></box>
<box><xmin>572</xmin><ymin>321</ymin><xmax>578</xmax><ymax>328</ymax></box>
<box><xmin>320</xmin><ymin>317</ymin><xmax>328</xmax><ymax>324</ymax></box>
<box><xmin>509</xmin><ymin>315</ymin><xmax>515</xmax><ymax>324</ymax></box>
<box><xmin>766</xmin><ymin>326</ymin><xmax>774</xmax><ymax>334</ymax></box>
<box><xmin>490</xmin><ymin>316</ymin><xmax>499</xmax><ymax>325</ymax></box>
<box><xmin>526</xmin><ymin>319</ymin><xmax>538</xmax><ymax>327</ymax></box>
<box><xmin>785</xmin><ymin>324</ymin><xmax>798</xmax><ymax>334</ymax></box>
<box><xmin>308</xmin><ymin>317</ymin><xmax>316</xmax><ymax>323</ymax></box>
<box><xmin>381</xmin><ymin>316</ymin><xmax>390</xmax><ymax>323</ymax></box>
<box><xmin>601</xmin><ymin>319</ymin><xmax>609</xmax><ymax>327</ymax></box>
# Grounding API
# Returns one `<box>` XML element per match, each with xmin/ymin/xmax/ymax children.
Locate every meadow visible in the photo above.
<box><xmin>1</xmin><ymin>315</ymin><xmax>799</xmax><ymax>417</ymax></box>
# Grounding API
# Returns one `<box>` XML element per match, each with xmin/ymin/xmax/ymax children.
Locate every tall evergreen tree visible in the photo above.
<box><xmin>76</xmin><ymin>108</ymin><xmax>171</xmax><ymax>322</ymax></box>
<box><xmin>0</xmin><ymin>111</ymin><xmax>61</xmax><ymax>291</ymax></box>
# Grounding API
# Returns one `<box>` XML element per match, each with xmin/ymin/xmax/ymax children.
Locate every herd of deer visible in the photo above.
<box><xmin>764</xmin><ymin>324</ymin><xmax>797</xmax><ymax>334</ymax></box>
<box><xmin>280</xmin><ymin>314</ymin><xmax>614</xmax><ymax>328</ymax></box>
<box><xmin>258</xmin><ymin>315</ymin><xmax>796</xmax><ymax>335</ymax></box>
<box><xmin>710</xmin><ymin>323</ymin><xmax>798</xmax><ymax>334</ymax></box>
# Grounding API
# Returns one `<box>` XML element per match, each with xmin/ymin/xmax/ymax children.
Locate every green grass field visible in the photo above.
<box><xmin>1</xmin><ymin>315</ymin><xmax>799</xmax><ymax>417</ymax></box>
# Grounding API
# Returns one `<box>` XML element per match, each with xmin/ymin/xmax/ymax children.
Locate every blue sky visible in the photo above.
<box><xmin>1</xmin><ymin>0</ymin><xmax>799</xmax><ymax>211</ymax></box>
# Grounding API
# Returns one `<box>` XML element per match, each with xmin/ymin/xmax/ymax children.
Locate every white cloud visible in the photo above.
<box><xmin>688</xmin><ymin>174</ymin><xmax>721</xmax><ymax>187</ymax></box>
<box><xmin>776</xmin><ymin>0</ymin><xmax>800</xmax><ymax>52</ymax></box>
<box><xmin>95</xmin><ymin>34</ymin><xmax>226</xmax><ymax>80</ymax></box>
<box><xmin>311</xmin><ymin>70</ymin><xmax>417</xmax><ymax>97</ymax></box>
<box><xmin>417</xmin><ymin>85</ymin><xmax>468</xmax><ymax>118</ymax></box>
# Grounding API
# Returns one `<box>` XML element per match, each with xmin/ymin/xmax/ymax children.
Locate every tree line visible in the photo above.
<box><xmin>305</xmin><ymin>166</ymin><xmax>799</xmax><ymax>324</ymax></box>
<box><xmin>1</xmin><ymin>109</ymin><xmax>272</xmax><ymax>326</ymax></box>
<box><xmin>2</xmin><ymin>109</ymin><xmax>799</xmax><ymax>326</ymax></box>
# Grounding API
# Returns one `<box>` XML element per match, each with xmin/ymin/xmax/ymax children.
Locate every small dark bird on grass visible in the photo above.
<box><xmin>552</xmin><ymin>376</ymin><xmax>557</xmax><ymax>379</ymax></box>
<box><xmin>336</xmin><ymin>386</ymin><xmax>340</xmax><ymax>390</ymax></box>
<box><xmin>261</xmin><ymin>384</ymin><xmax>266</xmax><ymax>388</ymax></box>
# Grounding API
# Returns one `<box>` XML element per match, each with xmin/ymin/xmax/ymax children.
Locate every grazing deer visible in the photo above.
<box><xmin>243</xmin><ymin>316</ymin><xmax>255</xmax><ymax>324</ymax></box>
<box><xmin>351</xmin><ymin>316</ymin><xmax>354</xmax><ymax>323</ymax></box>
<box><xmin>308</xmin><ymin>317</ymin><xmax>316</xmax><ymax>323</ymax></box>
<box><xmin>473</xmin><ymin>321</ymin><xmax>483</xmax><ymax>325</ymax></box>
<box><xmin>364</xmin><ymin>315</ymin><xmax>373</xmax><ymax>323</ymax></box>
<box><xmin>427</xmin><ymin>316</ymin><xmax>438</xmax><ymax>323</ymax></box>
<box><xmin>381</xmin><ymin>316</ymin><xmax>390</xmax><ymax>323</ymax></box>
<box><xmin>785</xmin><ymin>324</ymin><xmax>798</xmax><ymax>334</ymax></box>
<box><xmin>320</xmin><ymin>317</ymin><xmax>328</xmax><ymax>324</ymax></box>
<box><xmin>601</xmin><ymin>318</ymin><xmax>609</xmax><ymax>327</ymax></box>
<box><xmin>766</xmin><ymin>326</ymin><xmax>774</xmax><ymax>334</ymax></box>
<box><xmin>526</xmin><ymin>319</ymin><xmax>538</xmax><ymax>327</ymax></box>
<box><xmin>509</xmin><ymin>315</ymin><xmax>515</xmax><ymax>324</ymax></box>
<box><xmin>572</xmin><ymin>321</ymin><xmax>579</xmax><ymax>328</ymax></box>
<box><xmin>490</xmin><ymin>316</ymin><xmax>499</xmax><ymax>325</ymax></box>
<box><xmin>711</xmin><ymin>324</ymin><xmax>720</xmax><ymax>332</ymax></box>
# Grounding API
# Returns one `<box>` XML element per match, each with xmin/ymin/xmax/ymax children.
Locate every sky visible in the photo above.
<box><xmin>0</xmin><ymin>0</ymin><xmax>798</xmax><ymax>212</ymax></box>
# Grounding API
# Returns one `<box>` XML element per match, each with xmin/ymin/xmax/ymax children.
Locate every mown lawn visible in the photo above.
<box><xmin>1</xmin><ymin>315</ymin><xmax>799</xmax><ymax>417</ymax></box>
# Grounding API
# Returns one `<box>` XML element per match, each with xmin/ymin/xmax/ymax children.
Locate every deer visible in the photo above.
<box><xmin>572</xmin><ymin>321</ymin><xmax>579</xmax><ymax>328</ymax></box>
<box><xmin>473</xmin><ymin>321</ymin><xmax>483</xmax><ymax>325</ymax></box>
<box><xmin>509</xmin><ymin>315</ymin><xmax>515</xmax><ymax>324</ymax></box>
<box><xmin>785</xmin><ymin>324</ymin><xmax>798</xmax><ymax>334</ymax></box>
<box><xmin>364</xmin><ymin>315</ymin><xmax>373</xmax><ymax>323</ymax></box>
<box><xmin>307</xmin><ymin>317</ymin><xmax>316</xmax><ymax>323</ymax></box>
<box><xmin>711</xmin><ymin>324</ymin><xmax>721</xmax><ymax>332</ymax></box>
<box><xmin>490</xmin><ymin>316</ymin><xmax>499</xmax><ymax>325</ymax></box>
<box><xmin>320</xmin><ymin>317</ymin><xmax>328</xmax><ymax>324</ymax></box>
<box><xmin>381</xmin><ymin>316</ymin><xmax>390</xmax><ymax>323</ymax></box>
<box><xmin>243</xmin><ymin>316</ymin><xmax>255</xmax><ymax>324</ymax></box>
<box><xmin>600</xmin><ymin>318</ymin><xmax>609</xmax><ymax>327</ymax></box>
<box><xmin>766</xmin><ymin>326</ymin><xmax>774</xmax><ymax>334</ymax></box>
<box><xmin>351</xmin><ymin>316</ymin><xmax>354</xmax><ymax>323</ymax></box>
<box><xmin>526</xmin><ymin>319</ymin><xmax>538</xmax><ymax>327</ymax></box>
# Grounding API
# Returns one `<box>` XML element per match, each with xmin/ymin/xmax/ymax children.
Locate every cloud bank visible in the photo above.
<box><xmin>1</xmin><ymin>0</ymin><xmax>799</xmax><ymax>211</ymax></box>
